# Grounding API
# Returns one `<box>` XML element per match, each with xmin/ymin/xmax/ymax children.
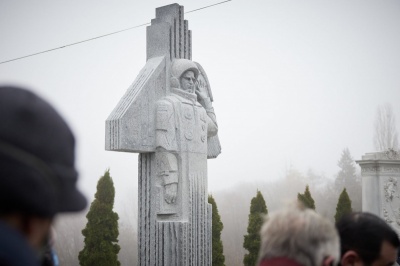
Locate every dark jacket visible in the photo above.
<box><xmin>0</xmin><ymin>221</ymin><xmax>39</xmax><ymax>266</ymax></box>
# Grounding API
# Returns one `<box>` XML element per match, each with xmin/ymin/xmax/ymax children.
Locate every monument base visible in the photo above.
<box><xmin>138</xmin><ymin>154</ymin><xmax>212</xmax><ymax>266</ymax></box>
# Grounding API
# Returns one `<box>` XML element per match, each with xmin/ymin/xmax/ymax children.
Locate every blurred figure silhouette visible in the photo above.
<box><xmin>0</xmin><ymin>86</ymin><xmax>87</xmax><ymax>266</ymax></box>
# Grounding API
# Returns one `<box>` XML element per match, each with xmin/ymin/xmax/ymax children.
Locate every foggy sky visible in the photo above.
<box><xmin>1</xmin><ymin>0</ymin><xmax>400</xmax><ymax>206</ymax></box>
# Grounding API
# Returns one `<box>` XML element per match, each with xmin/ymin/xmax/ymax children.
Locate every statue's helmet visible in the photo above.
<box><xmin>171</xmin><ymin>59</ymin><xmax>199</xmax><ymax>80</ymax></box>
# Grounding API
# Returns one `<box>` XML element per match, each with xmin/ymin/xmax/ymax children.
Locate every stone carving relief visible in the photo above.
<box><xmin>382</xmin><ymin>177</ymin><xmax>400</xmax><ymax>225</ymax></box>
<box><xmin>361</xmin><ymin>166</ymin><xmax>400</xmax><ymax>174</ymax></box>
<box><xmin>385</xmin><ymin>149</ymin><xmax>400</xmax><ymax>160</ymax></box>
<box><xmin>384</xmin><ymin>177</ymin><xmax>398</xmax><ymax>202</ymax></box>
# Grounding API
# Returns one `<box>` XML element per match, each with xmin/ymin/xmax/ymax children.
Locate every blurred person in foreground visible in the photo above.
<box><xmin>336</xmin><ymin>212</ymin><xmax>400</xmax><ymax>266</ymax></box>
<box><xmin>258</xmin><ymin>204</ymin><xmax>340</xmax><ymax>266</ymax></box>
<box><xmin>0</xmin><ymin>86</ymin><xmax>87</xmax><ymax>266</ymax></box>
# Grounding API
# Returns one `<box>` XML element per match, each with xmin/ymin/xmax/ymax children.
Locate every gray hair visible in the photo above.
<box><xmin>257</xmin><ymin>204</ymin><xmax>340</xmax><ymax>266</ymax></box>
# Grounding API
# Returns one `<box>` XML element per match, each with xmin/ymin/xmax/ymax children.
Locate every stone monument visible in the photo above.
<box><xmin>105</xmin><ymin>4</ymin><xmax>221</xmax><ymax>265</ymax></box>
<box><xmin>356</xmin><ymin>149</ymin><xmax>400</xmax><ymax>233</ymax></box>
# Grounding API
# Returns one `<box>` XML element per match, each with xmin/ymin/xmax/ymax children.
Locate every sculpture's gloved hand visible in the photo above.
<box><xmin>164</xmin><ymin>183</ymin><xmax>178</xmax><ymax>204</ymax></box>
<box><xmin>195</xmin><ymin>80</ymin><xmax>208</xmax><ymax>104</ymax></box>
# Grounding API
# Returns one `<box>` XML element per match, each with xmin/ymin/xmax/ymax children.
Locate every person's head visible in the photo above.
<box><xmin>180</xmin><ymin>70</ymin><xmax>196</xmax><ymax>93</ymax></box>
<box><xmin>336</xmin><ymin>212</ymin><xmax>400</xmax><ymax>266</ymax></box>
<box><xmin>170</xmin><ymin>59</ymin><xmax>199</xmax><ymax>93</ymax></box>
<box><xmin>0</xmin><ymin>86</ymin><xmax>87</xmax><ymax>249</ymax></box>
<box><xmin>258</xmin><ymin>204</ymin><xmax>340</xmax><ymax>266</ymax></box>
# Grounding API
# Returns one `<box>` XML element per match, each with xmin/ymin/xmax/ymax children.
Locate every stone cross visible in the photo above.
<box><xmin>356</xmin><ymin>149</ymin><xmax>400</xmax><ymax>233</ymax></box>
<box><xmin>105</xmin><ymin>3</ymin><xmax>221</xmax><ymax>265</ymax></box>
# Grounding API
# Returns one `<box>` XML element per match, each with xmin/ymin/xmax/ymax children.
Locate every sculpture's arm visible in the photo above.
<box><xmin>195</xmin><ymin>81</ymin><xmax>218</xmax><ymax>137</ymax></box>
<box><xmin>155</xmin><ymin>100</ymin><xmax>178</xmax><ymax>204</ymax></box>
<box><xmin>201</xmin><ymin>97</ymin><xmax>218</xmax><ymax>137</ymax></box>
<box><xmin>156</xmin><ymin>152</ymin><xmax>178</xmax><ymax>204</ymax></box>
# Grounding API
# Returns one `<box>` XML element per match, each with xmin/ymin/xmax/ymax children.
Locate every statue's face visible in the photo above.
<box><xmin>180</xmin><ymin>71</ymin><xmax>196</xmax><ymax>93</ymax></box>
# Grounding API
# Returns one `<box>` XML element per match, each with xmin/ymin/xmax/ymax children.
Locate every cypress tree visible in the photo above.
<box><xmin>297</xmin><ymin>185</ymin><xmax>316</xmax><ymax>210</ymax></box>
<box><xmin>243</xmin><ymin>191</ymin><xmax>268</xmax><ymax>266</ymax></box>
<box><xmin>79</xmin><ymin>170</ymin><xmax>121</xmax><ymax>266</ymax></box>
<box><xmin>335</xmin><ymin>188</ymin><xmax>352</xmax><ymax>223</ymax></box>
<box><xmin>208</xmin><ymin>195</ymin><xmax>225</xmax><ymax>266</ymax></box>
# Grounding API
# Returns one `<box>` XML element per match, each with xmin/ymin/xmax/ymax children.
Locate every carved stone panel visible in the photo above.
<box><xmin>382</xmin><ymin>176</ymin><xmax>400</xmax><ymax>231</ymax></box>
<box><xmin>361</xmin><ymin>166</ymin><xmax>400</xmax><ymax>175</ymax></box>
<box><xmin>105</xmin><ymin>56</ymin><xmax>166</xmax><ymax>152</ymax></box>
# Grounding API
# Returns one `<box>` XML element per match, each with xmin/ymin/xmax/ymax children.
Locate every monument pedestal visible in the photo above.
<box><xmin>356</xmin><ymin>150</ymin><xmax>400</xmax><ymax>232</ymax></box>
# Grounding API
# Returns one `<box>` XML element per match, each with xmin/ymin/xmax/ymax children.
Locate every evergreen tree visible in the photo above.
<box><xmin>79</xmin><ymin>170</ymin><xmax>120</xmax><ymax>266</ymax></box>
<box><xmin>335</xmin><ymin>148</ymin><xmax>361</xmax><ymax>211</ymax></box>
<box><xmin>297</xmin><ymin>185</ymin><xmax>315</xmax><ymax>210</ymax></box>
<box><xmin>336</xmin><ymin>148</ymin><xmax>357</xmax><ymax>189</ymax></box>
<box><xmin>243</xmin><ymin>191</ymin><xmax>268</xmax><ymax>266</ymax></box>
<box><xmin>208</xmin><ymin>195</ymin><xmax>225</xmax><ymax>266</ymax></box>
<box><xmin>335</xmin><ymin>188</ymin><xmax>352</xmax><ymax>223</ymax></box>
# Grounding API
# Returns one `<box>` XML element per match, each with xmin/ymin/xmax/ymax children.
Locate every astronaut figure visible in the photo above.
<box><xmin>154</xmin><ymin>59</ymin><xmax>218</xmax><ymax>264</ymax></box>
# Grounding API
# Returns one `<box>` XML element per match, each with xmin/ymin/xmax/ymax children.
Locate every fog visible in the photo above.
<box><xmin>53</xmin><ymin>161</ymin><xmax>361</xmax><ymax>265</ymax></box>
<box><xmin>1</xmin><ymin>0</ymin><xmax>399</xmax><ymax>265</ymax></box>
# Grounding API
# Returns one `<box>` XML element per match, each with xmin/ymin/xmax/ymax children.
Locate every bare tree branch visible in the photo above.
<box><xmin>374</xmin><ymin>103</ymin><xmax>399</xmax><ymax>151</ymax></box>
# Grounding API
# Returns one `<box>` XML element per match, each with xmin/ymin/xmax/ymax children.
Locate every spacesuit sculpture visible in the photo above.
<box><xmin>154</xmin><ymin>59</ymin><xmax>218</xmax><ymax>264</ymax></box>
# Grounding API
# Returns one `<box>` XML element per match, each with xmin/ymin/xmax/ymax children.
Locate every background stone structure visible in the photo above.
<box><xmin>356</xmin><ymin>149</ymin><xmax>400</xmax><ymax>233</ymax></box>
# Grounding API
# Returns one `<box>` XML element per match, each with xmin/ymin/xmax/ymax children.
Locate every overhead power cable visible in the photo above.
<box><xmin>185</xmin><ymin>0</ymin><xmax>232</xmax><ymax>14</ymax></box>
<box><xmin>0</xmin><ymin>0</ymin><xmax>232</xmax><ymax>65</ymax></box>
<box><xmin>0</xmin><ymin>23</ymin><xmax>150</xmax><ymax>65</ymax></box>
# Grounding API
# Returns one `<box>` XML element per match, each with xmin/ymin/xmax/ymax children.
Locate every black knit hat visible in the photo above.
<box><xmin>0</xmin><ymin>86</ymin><xmax>87</xmax><ymax>217</ymax></box>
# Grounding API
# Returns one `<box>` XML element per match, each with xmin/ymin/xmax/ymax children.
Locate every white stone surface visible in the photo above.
<box><xmin>105</xmin><ymin>4</ymin><xmax>221</xmax><ymax>265</ymax></box>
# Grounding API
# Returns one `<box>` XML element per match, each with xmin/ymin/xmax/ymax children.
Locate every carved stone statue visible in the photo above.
<box><xmin>105</xmin><ymin>4</ymin><xmax>220</xmax><ymax>265</ymax></box>
<box><xmin>156</xmin><ymin>59</ymin><xmax>218</xmax><ymax>206</ymax></box>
